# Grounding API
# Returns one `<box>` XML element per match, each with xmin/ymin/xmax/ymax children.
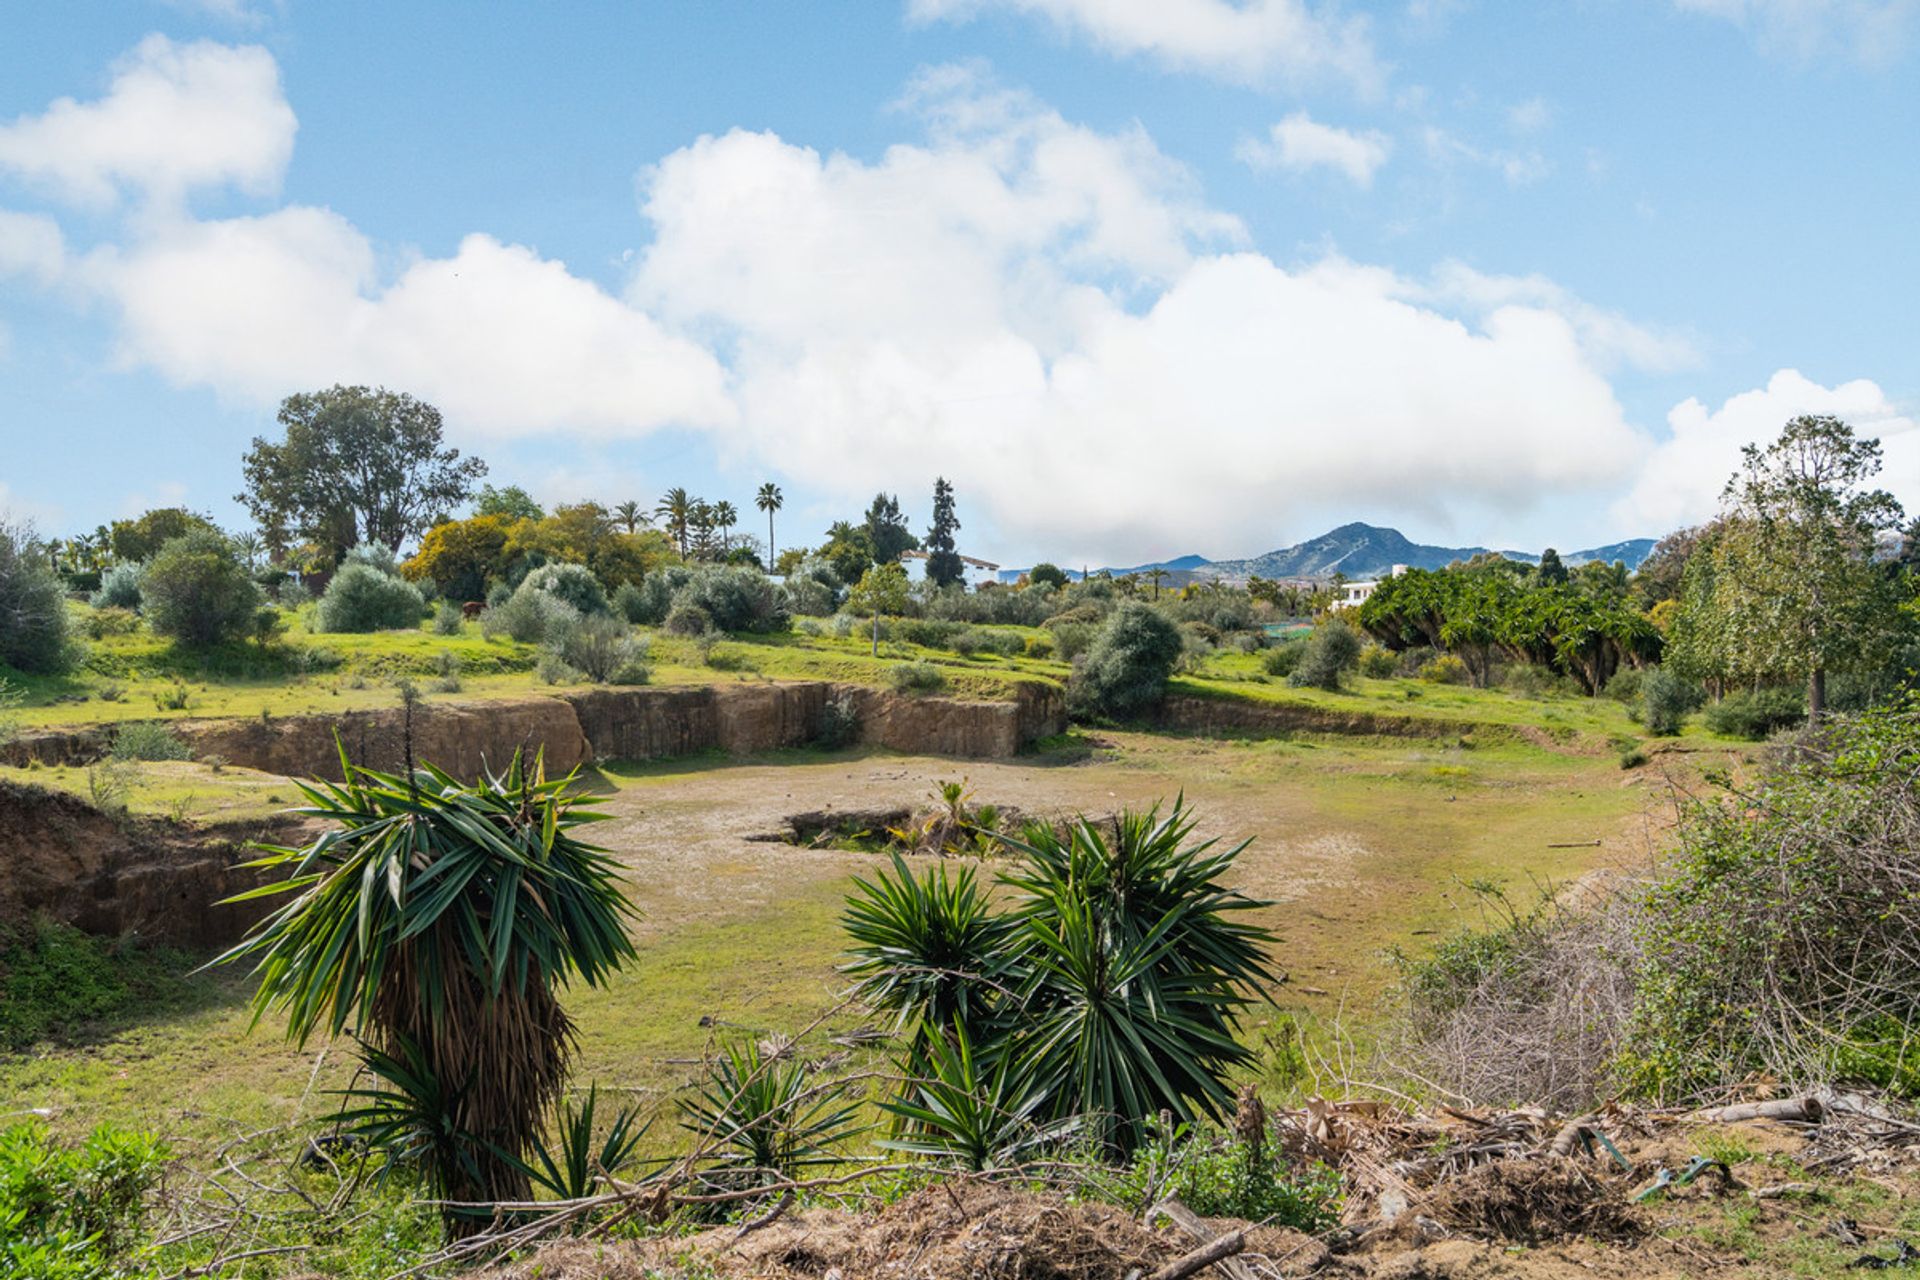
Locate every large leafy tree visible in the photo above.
<box><xmin>819</xmin><ymin>521</ymin><xmax>873</xmax><ymax>588</ymax></box>
<box><xmin>474</xmin><ymin>484</ymin><xmax>544</xmax><ymax>523</ymax></box>
<box><xmin>924</xmin><ymin>477</ymin><xmax>964</xmax><ymax>588</ymax></box>
<box><xmin>862</xmin><ymin>493</ymin><xmax>919</xmax><ymax>568</ymax></box>
<box><xmin>848</xmin><ymin>561</ymin><xmax>911</xmax><ymax>657</ymax></box>
<box><xmin>1675</xmin><ymin>415</ymin><xmax>1905</xmax><ymax>718</ymax></box>
<box><xmin>219</xmin><ymin>753</ymin><xmax>636</xmax><ymax>1232</ymax></box>
<box><xmin>107</xmin><ymin>507</ymin><xmax>222</xmax><ymax>564</ymax></box>
<box><xmin>239</xmin><ymin>386</ymin><xmax>486</xmax><ymax>561</ymax></box>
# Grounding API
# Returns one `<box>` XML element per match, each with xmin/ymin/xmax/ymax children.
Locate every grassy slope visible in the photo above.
<box><xmin>10</xmin><ymin>605</ymin><xmax>1740</xmax><ymax>762</ymax></box>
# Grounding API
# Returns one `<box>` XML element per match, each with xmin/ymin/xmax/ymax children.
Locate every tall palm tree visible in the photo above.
<box><xmin>1147</xmin><ymin>567</ymin><xmax>1169</xmax><ymax>600</ymax></box>
<box><xmin>713</xmin><ymin>500</ymin><xmax>738</xmax><ymax>553</ymax></box>
<box><xmin>655</xmin><ymin>487</ymin><xmax>693</xmax><ymax>558</ymax></box>
<box><xmin>217</xmin><ymin>753</ymin><xmax>635</xmax><ymax>1235</ymax></box>
<box><xmin>689</xmin><ymin>500</ymin><xmax>717</xmax><ymax>559</ymax></box>
<box><xmin>756</xmin><ymin>483</ymin><xmax>783</xmax><ymax>571</ymax></box>
<box><xmin>613</xmin><ymin>500</ymin><xmax>647</xmax><ymax>535</ymax></box>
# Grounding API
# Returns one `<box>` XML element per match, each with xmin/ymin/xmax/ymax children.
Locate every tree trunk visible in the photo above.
<box><xmin>872</xmin><ymin>611</ymin><xmax>880</xmax><ymax>658</ymax></box>
<box><xmin>1809</xmin><ymin>667</ymin><xmax>1825</xmax><ymax>723</ymax></box>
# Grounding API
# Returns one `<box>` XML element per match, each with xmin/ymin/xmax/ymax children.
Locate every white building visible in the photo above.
<box><xmin>898</xmin><ymin>549</ymin><xmax>1002</xmax><ymax>588</ymax></box>
<box><xmin>1337</xmin><ymin>563</ymin><xmax>1410</xmax><ymax>608</ymax></box>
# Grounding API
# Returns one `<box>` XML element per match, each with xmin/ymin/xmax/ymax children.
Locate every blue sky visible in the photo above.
<box><xmin>0</xmin><ymin>0</ymin><xmax>1914</xmax><ymax>567</ymax></box>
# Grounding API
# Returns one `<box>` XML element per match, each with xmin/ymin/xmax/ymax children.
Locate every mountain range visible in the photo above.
<box><xmin>1001</xmin><ymin>523</ymin><xmax>1657</xmax><ymax>585</ymax></box>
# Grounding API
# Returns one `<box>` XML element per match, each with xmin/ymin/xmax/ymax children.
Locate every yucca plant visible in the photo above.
<box><xmin>878</xmin><ymin>1019</ymin><xmax>1074</xmax><ymax>1172</ymax></box>
<box><xmin>841</xmin><ymin>852</ymin><xmax>1011</xmax><ymax>1046</ymax></box>
<box><xmin>679</xmin><ymin>1038</ymin><xmax>862</xmax><ymax>1193</ymax></box>
<box><xmin>526</xmin><ymin>1085</ymin><xmax>650</xmax><ymax>1203</ymax></box>
<box><xmin>995</xmin><ymin>800</ymin><xmax>1276</xmax><ymax>1151</ymax></box>
<box><xmin>215</xmin><ymin>747</ymin><xmax>637</xmax><ymax>1232</ymax></box>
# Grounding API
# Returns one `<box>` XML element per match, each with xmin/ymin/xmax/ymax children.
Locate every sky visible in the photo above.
<box><xmin>0</xmin><ymin>0</ymin><xmax>1914</xmax><ymax>568</ymax></box>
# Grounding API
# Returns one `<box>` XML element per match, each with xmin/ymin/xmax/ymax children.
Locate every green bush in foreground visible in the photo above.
<box><xmin>1625</xmin><ymin>700</ymin><xmax>1920</xmax><ymax>1098</ymax></box>
<box><xmin>1092</xmin><ymin>1119</ymin><xmax>1340</xmax><ymax>1231</ymax></box>
<box><xmin>1</xmin><ymin>1119</ymin><xmax>169</xmax><ymax>1275</ymax></box>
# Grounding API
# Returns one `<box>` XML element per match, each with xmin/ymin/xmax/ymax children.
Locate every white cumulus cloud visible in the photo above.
<box><xmin>85</xmin><ymin>209</ymin><xmax>734</xmax><ymax>437</ymax></box>
<box><xmin>1236</xmin><ymin>112</ymin><xmax>1391</xmax><ymax>186</ymax></box>
<box><xmin>904</xmin><ymin>0</ymin><xmax>1382</xmax><ymax>89</ymax></box>
<box><xmin>0</xmin><ymin>35</ymin><xmax>295</xmax><ymax>208</ymax></box>
<box><xmin>1614</xmin><ymin>368</ymin><xmax>1919</xmax><ymax>533</ymax></box>
<box><xmin>631</xmin><ymin>73</ymin><xmax>1653</xmax><ymax>563</ymax></box>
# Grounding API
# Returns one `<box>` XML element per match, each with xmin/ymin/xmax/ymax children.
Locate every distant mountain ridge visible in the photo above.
<box><xmin>999</xmin><ymin>523</ymin><xmax>1656</xmax><ymax>584</ymax></box>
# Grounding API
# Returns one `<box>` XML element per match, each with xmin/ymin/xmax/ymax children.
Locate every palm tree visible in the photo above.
<box><xmin>613</xmin><ymin>500</ymin><xmax>647</xmax><ymax>535</ymax></box>
<box><xmin>1146</xmin><ymin>568</ymin><xmax>1169</xmax><ymax>600</ymax></box>
<box><xmin>231</xmin><ymin>531</ymin><xmax>264</xmax><ymax>571</ymax></box>
<box><xmin>689</xmin><ymin>500</ymin><xmax>716</xmax><ymax>559</ymax></box>
<box><xmin>756</xmin><ymin>483</ymin><xmax>783</xmax><ymax>570</ymax></box>
<box><xmin>655</xmin><ymin>487</ymin><xmax>693</xmax><ymax>557</ymax></box>
<box><xmin>217</xmin><ymin>752</ymin><xmax>636</xmax><ymax>1234</ymax></box>
<box><xmin>712</xmin><ymin>500</ymin><xmax>738</xmax><ymax>553</ymax></box>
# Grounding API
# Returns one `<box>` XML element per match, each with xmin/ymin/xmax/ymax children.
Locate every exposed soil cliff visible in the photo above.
<box><xmin>4</xmin><ymin>681</ymin><xmax>1069</xmax><ymax>781</ymax></box>
<box><xmin>0</xmin><ymin>779</ymin><xmax>298</xmax><ymax>947</ymax></box>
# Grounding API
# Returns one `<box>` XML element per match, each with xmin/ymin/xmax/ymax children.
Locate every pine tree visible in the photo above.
<box><xmin>925</xmin><ymin>477</ymin><xmax>964</xmax><ymax>588</ymax></box>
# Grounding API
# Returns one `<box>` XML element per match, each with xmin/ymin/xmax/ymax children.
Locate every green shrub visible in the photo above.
<box><xmin>662</xmin><ymin>602</ymin><xmax>713</xmax><ymax>637</ymax></box>
<box><xmin>432</xmin><ymin>601</ymin><xmax>465</xmax><ymax>635</ymax></box>
<box><xmin>519</xmin><ymin>562</ymin><xmax>611</xmax><ymax>617</ymax></box>
<box><xmin>83</xmin><ymin>606</ymin><xmax>142</xmax><ymax>640</ymax></box>
<box><xmin>670</xmin><ymin>565</ymin><xmax>790</xmax><ymax>633</ymax></box>
<box><xmin>141</xmin><ymin>530</ymin><xmax>261</xmax><ymax>649</ymax></box>
<box><xmin>1051</xmin><ymin>621</ymin><xmax>1098</xmax><ymax>662</ymax></box>
<box><xmin>90</xmin><ymin>562</ymin><xmax>144</xmax><ymax>611</ymax></box>
<box><xmin>1420</xmin><ymin>654</ymin><xmax>1469</xmax><ymax>685</ymax></box>
<box><xmin>1023</xmin><ymin>632</ymin><xmax>1055</xmax><ymax>660</ymax></box>
<box><xmin>313</xmin><ymin>562</ymin><xmax>427</xmax><ymax>633</ymax></box>
<box><xmin>536</xmin><ymin>651</ymin><xmax>581</xmax><ymax>684</ymax></box>
<box><xmin>552</xmin><ymin>614</ymin><xmax>645</xmax><ymax>684</ymax></box>
<box><xmin>1260</xmin><ymin>638</ymin><xmax>1306</xmax><ymax>678</ymax></box>
<box><xmin>1067</xmin><ymin>602</ymin><xmax>1182</xmax><ymax>720</ymax></box>
<box><xmin>1094</xmin><ymin>1121</ymin><xmax>1340</xmax><ymax>1231</ymax></box>
<box><xmin>898</xmin><ymin>618</ymin><xmax>962</xmax><ymax>649</ymax></box>
<box><xmin>1640</xmin><ymin>669</ymin><xmax>1706</xmax><ymax>736</ymax></box>
<box><xmin>0</xmin><ymin>521</ymin><xmax>79</xmax><ymax>674</ymax></box>
<box><xmin>0</xmin><ymin>1119</ymin><xmax>168</xmax><ymax>1271</ymax></box>
<box><xmin>482</xmin><ymin>587</ymin><xmax>579</xmax><ymax>645</ymax></box>
<box><xmin>784</xmin><ymin>561</ymin><xmax>841</xmax><ymax>617</ymax></box>
<box><xmin>276</xmin><ymin>577</ymin><xmax>312</xmax><ymax>607</ymax></box>
<box><xmin>1605</xmin><ymin>668</ymin><xmax>1646</xmax><ymax>704</ymax></box>
<box><xmin>890</xmin><ymin>661</ymin><xmax>946</xmax><ymax>693</ymax></box>
<box><xmin>1702</xmin><ymin>686</ymin><xmax>1806</xmax><ymax>739</ymax></box>
<box><xmin>1626</xmin><ymin>702</ymin><xmax>1920</xmax><ymax>1097</ymax></box>
<box><xmin>111</xmin><ymin>722</ymin><xmax>191</xmax><ymax>762</ymax></box>
<box><xmin>1357</xmin><ymin>643</ymin><xmax>1398</xmax><ymax>679</ymax></box>
<box><xmin>1288</xmin><ymin>619</ymin><xmax>1362</xmax><ymax>691</ymax></box>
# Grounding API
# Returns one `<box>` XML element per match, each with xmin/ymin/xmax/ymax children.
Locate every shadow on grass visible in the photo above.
<box><xmin>0</xmin><ymin>920</ymin><xmax>250</xmax><ymax>1056</ymax></box>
